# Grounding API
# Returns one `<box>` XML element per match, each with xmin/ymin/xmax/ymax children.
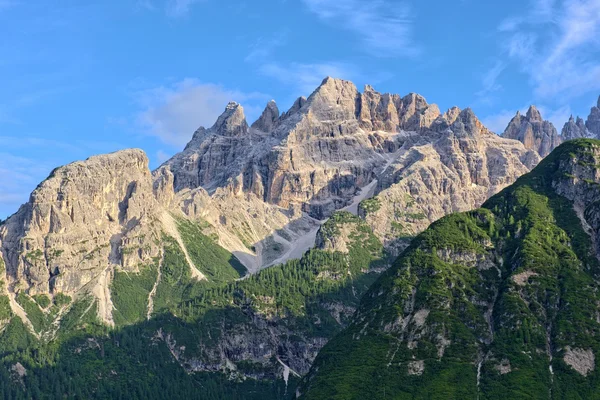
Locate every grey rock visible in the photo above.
<box><xmin>562</xmin><ymin>115</ymin><xmax>591</xmax><ymax>141</ymax></box>
<box><xmin>502</xmin><ymin>105</ymin><xmax>561</xmax><ymax>157</ymax></box>
<box><xmin>586</xmin><ymin>96</ymin><xmax>600</xmax><ymax>138</ymax></box>
<box><xmin>251</xmin><ymin>100</ymin><xmax>280</xmax><ymax>132</ymax></box>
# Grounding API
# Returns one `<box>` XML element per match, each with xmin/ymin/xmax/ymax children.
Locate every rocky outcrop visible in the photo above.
<box><xmin>0</xmin><ymin>150</ymin><xmax>169</xmax><ymax>327</ymax></box>
<box><xmin>0</xmin><ymin>150</ymin><xmax>162</xmax><ymax>295</ymax></box>
<box><xmin>357</xmin><ymin>85</ymin><xmax>440</xmax><ymax>132</ymax></box>
<box><xmin>154</xmin><ymin>77</ymin><xmax>538</xmax><ymax>267</ymax></box>
<box><xmin>502</xmin><ymin>106</ymin><xmax>561</xmax><ymax>157</ymax></box>
<box><xmin>251</xmin><ymin>100</ymin><xmax>279</xmax><ymax>132</ymax></box>
<box><xmin>562</xmin><ymin>115</ymin><xmax>590</xmax><ymax>140</ymax></box>
<box><xmin>158</xmin><ymin>77</ymin><xmax>444</xmax><ymax>222</ymax></box>
<box><xmin>586</xmin><ymin>96</ymin><xmax>600</xmax><ymax>138</ymax></box>
<box><xmin>360</xmin><ymin>108</ymin><xmax>539</xmax><ymax>254</ymax></box>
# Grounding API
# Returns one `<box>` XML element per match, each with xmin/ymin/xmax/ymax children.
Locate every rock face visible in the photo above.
<box><xmin>0</xmin><ymin>150</ymin><xmax>167</xmax><ymax>326</ymax></box>
<box><xmin>0</xmin><ymin>150</ymin><xmax>162</xmax><ymax>294</ymax></box>
<box><xmin>251</xmin><ymin>100</ymin><xmax>279</xmax><ymax>132</ymax></box>
<box><xmin>502</xmin><ymin>105</ymin><xmax>561</xmax><ymax>157</ymax></box>
<box><xmin>359</xmin><ymin>108</ymin><xmax>539</xmax><ymax>254</ymax></box>
<box><xmin>586</xmin><ymin>96</ymin><xmax>600</xmax><ymax>137</ymax></box>
<box><xmin>562</xmin><ymin>115</ymin><xmax>590</xmax><ymax>140</ymax></box>
<box><xmin>156</xmin><ymin>77</ymin><xmax>539</xmax><ymax>267</ymax></box>
<box><xmin>299</xmin><ymin>139</ymin><xmax>600</xmax><ymax>399</ymax></box>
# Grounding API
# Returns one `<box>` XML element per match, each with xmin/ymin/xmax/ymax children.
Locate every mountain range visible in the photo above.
<box><xmin>0</xmin><ymin>78</ymin><xmax>599</xmax><ymax>398</ymax></box>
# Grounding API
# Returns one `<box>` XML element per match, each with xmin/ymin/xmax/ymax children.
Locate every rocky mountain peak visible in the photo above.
<box><xmin>430</xmin><ymin>106</ymin><xmax>462</xmax><ymax>132</ymax></box>
<box><xmin>586</xmin><ymin>97</ymin><xmax>600</xmax><ymax>137</ymax></box>
<box><xmin>526</xmin><ymin>105</ymin><xmax>542</xmax><ymax>121</ymax></box>
<box><xmin>0</xmin><ymin>148</ymin><xmax>162</xmax><ymax>304</ymax></box>
<box><xmin>562</xmin><ymin>114</ymin><xmax>590</xmax><ymax>141</ymax></box>
<box><xmin>305</xmin><ymin>77</ymin><xmax>359</xmax><ymax>120</ymax></box>
<box><xmin>503</xmin><ymin>106</ymin><xmax>561</xmax><ymax>157</ymax></box>
<box><xmin>280</xmin><ymin>96</ymin><xmax>307</xmax><ymax>120</ymax></box>
<box><xmin>211</xmin><ymin>101</ymin><xmax>248</xmax><ymax>136</ymax></box>
<box><xmin>251</xmin><ymin>100</ymin><xmax>279</xmax><ymax>132</ymax></box>
<box><xmin>449</xmin><ymin>107</ymin><xmax>492</xmax><ymax>137</ymax></box>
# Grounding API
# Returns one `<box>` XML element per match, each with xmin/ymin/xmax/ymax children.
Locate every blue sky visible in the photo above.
<box><xmin>1</xmin><ymin>0</ymin><xmax>600</xmax><ymax>218</ymax></box>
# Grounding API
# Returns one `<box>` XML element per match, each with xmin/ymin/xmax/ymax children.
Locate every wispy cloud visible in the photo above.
<box><xmin>259</xmin><ymin>62</ymin><xmax>359</xmax><ymax>95</ymax></box>
<box><xmin>0</xmin><ymin>152</ymin><xmax>55</xmax><ymax>218</ymax></box>
<box><xmin>302</xmin><ymin>0</ymin><xmax>418</xmax><ymax>57</ymax></box>
<box><xmin>137</xmin><ymin>0</ymin><xmax>204</xmax><ymax>17</ymax></box>
<box><xmin>134</xmin><ymin>79</ymin><xmax>268</xmax><ymax>147</ymax></box>
<box><xmin>537</xmin><ymin>104</ymin><xmax>572</xmax><ymax>131</ymax></box>
<box><xmin>482</xmin><ymin>110</ymin><xmax>521</xmax><ymax>134</ymax></box>
<box><xmin>156</xmin><ymin>149</ymin><xmax>171</xmax><ymax>163</ymax></box>
<box><xmin>500</xmin><ymin>0</ymin><xmax>600</xmax><ymax>100</ymax></box>
<box><xmin>476</xmin><ymin>60</ymin><xmax>506</xmax><ymax>105</ymax></box>
<box><xmin>245</xmin><ymin>33</ymin><xmax>288</xmax><ymax>63</ymax></box>
<box><xmin>165</xmin><ymin>0</ymin><xmax>204</xmax><ymax>17</ymax></box>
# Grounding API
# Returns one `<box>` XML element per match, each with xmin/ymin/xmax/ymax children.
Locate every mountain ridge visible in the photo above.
<box><xmin>299</xmin><ymin>138</ymin><xmax>600</xmax><ymax>399</ymax></box>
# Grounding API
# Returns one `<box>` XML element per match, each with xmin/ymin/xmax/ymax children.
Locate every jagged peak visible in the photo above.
<box><xmin>304</xmin><ymin>77</ymin><xmax>359</xmax><ymax>119</ymax></box>
<box><xmin>211</xmin><ymin>101</ymin><xmax>248</xmax><ymax>136</ymax></box>
<box><xmin>526</xmin><ymin>105</ymin><xmax>542</xmax><ymax>122</ymax></box>
<box><xmin>597</xmin><ymin>95</ymin><xmax>600</xmax><ymax>108</ymax></box>
<box><xmin>401</xmin><ymin>92</ymin><xmax>427</xmax><ymax>104</ymax></box>
<box><xmin>446</xmin><ymin>107</ymin><xmax>493</xmax><ymax>137</ymax></box>
<box><xmin>251</xmin><ymin>100</ymin><xmax>280</xmax><ymax>132</ymax></box>
<box><xmin>310</xmin><ymin>76</ymin><xmax>358</xmax><ymax>99</ymax></box>
<box><xmin>280</xmin><ymin>96</ymin><xmax>307</xmax><ymax>120</ymax></box>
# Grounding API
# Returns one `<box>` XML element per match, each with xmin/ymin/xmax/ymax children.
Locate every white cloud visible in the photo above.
<box><xmin>134</xmin><ymin>79</ymin><xmax>268</xmax><ymax>147</ymax></box>
<box><xmin>302</xmin><ymin>0</ymin><xmax>418</xmax><ymax>57</ymax></box>
<box><xmin>259</xmin><ymin>62</ymin><xmax>359</xmax><ymax>95</ymax></box>
<box><xmin>501</xmin><ymin>0</ymin><xmax>600</xmax><ymax>100</ymax></box>
<box><xmin>476</xmin><ymin>61</ymin><xmax>506</xmax><ymax>104</ymax></box>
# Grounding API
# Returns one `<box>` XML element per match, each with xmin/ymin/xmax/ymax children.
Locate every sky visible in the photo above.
<box><xmin>1</xmin><ymin>0</ymin><xmax>600</xmax><ymax>218</ymax></box>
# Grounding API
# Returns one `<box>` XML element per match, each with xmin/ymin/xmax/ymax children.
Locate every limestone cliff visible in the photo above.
<box><xmin>156</xmin><ymin>77</ymin><xmax>538</xmax><ymax>267</ymax></box>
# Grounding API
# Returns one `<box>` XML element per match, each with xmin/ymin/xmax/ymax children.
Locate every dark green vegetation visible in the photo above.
<box><xmin>300</xmin><ymin>139</ymin><xmax>600</xmax><ymax>399</ymax></box>
<box><xmin>0</xmin><ymin>213</ymin><xmax>389</xmax><ymax>398</ymax></box>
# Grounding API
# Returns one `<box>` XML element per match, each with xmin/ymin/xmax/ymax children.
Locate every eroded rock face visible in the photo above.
<box><xmin>251</xmin><ymin>100</ymin><xmax>280</xmax><ymax>132</ymax></box>
<box><xmin>153</xmin><ymin>77</ymin><xmax>541</xmax><ymax>267</ymax></box>
<box><xmin>158</xmin><ymin>77</ymin><xmax>441</xmax><ymax>221</ymax></box>
<box><xmin>0</xmin><ymin>150</ymin><xmax>163</xmax><ymax>298</ymax></box>
<box><xmin>562</xmin><ymin>115</ymin><xmax>590</xmax><ymax>141</ymax></box>
<box><xmin>586</xmin><ymin>96</ymin><xmax>600</xmax><ymax>138</ymax></box>
<box><xmin>503</xmin><ymin>106</ymin><xmax>561</xmax><ymax>157</ymax></box>
<box><xmin>360</xmin><ymin>108</ymin><xmax>539</xmax><ymax>254</ymax></box>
